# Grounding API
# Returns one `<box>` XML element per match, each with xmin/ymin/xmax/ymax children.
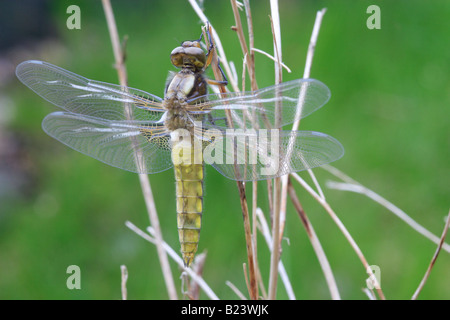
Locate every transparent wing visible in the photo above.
<box><xmin>187</xmin><ymin>78</ymin><xmax>330</xmax><ymax>129</ymax></box>
<box><xmin>16</xmin><ymin>60</ymin><xmax>165</xmax><ymax>122</ymax></box>
<box><xmin>42</xmin><ymin>112</ymin><xmax>173</xmax><ymax>174</ymax></box>
<box><xmin>195</xmin><ymin>128</ymin><xmax>344</xmax><ymax>181</ymax></box>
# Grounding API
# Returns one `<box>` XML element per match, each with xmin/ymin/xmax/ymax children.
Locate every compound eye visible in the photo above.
<box><xmin>184</xmin><ymin>47</ymin><xmax>206</xmax><ymax>68</ymax></box>
<box><xmin>170</xmin><ymin>48</ymin><xmax>184</xmax><ymax>67</ymax></box>
<box><xmin>170</xmin><ymin>45</ymin><xmax>206</xmax><ymax>68</ymax></box>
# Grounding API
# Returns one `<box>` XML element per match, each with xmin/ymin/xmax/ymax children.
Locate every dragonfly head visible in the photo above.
<box><xmin>170</xmin><ymin>40</ymin><xmax>206</xmax><ymax>71</ymax></box>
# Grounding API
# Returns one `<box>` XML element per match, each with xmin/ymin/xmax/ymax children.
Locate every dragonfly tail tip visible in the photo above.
<box><xmin>183</xmin><ymin>254</ymin><xmax>195</xmax><ymax>268</ymax></box>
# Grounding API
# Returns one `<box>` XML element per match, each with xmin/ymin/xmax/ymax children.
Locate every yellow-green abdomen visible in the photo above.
<box><xmin>172</xmin><ymin>135</ymin><xmax>204</xmax><ymax>267</ymax></box>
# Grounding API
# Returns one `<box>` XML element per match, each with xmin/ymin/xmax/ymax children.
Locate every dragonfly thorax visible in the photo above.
<box><xmin>163</xmin><ymin>70</ymin><xmax>205</xmax><ymax>132</ymax></box>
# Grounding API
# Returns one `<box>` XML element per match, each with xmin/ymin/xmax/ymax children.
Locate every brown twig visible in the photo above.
<box><xmin>188</xmin><ymin>252</ymin><xmax>207</xmax><ymax>300</ymax></box>
<box><xmin>243</xmin><ymin>0</ymin><xmax>258</xmax><ymax>91</ymax></box>
<box><xmin>412</xmin><ymin>210</ymin><xmax>450</xmax><ymax>300</ymax></box>
<box><xmin>242</xmin><ymin>2</ymin><xmax>266</xmax><ymax>295</ymax></box>
<box><xmin>205</xmin><ymin>22</ymin><xmax>258</xmax><ymax>300</ymax></box>
<box><xmin>101</xmin><ymin>0</ymin><xmax>177</xmax><ymax>300</ymax></box>
<box><xmin>240</xmin><ymin>0</ymin><xmax>265</xmax><ymax>295</ymax></box>
<box><xmin>287</xmin><ymin>178</ymin><xmax>341</xmax><ymax>299</ymax></box>
<box><xmin>188</xmin><ymin>0</ymin><xmax>239</xmax><ymax>92</ymax></box>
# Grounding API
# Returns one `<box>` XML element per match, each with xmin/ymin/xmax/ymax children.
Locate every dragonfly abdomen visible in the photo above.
<box><xmin>173</xmin><ymin>136</ymin><xmax>204</xmax><ymax>267</ymax></box>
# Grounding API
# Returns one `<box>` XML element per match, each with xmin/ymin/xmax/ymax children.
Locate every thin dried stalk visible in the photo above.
<box><xmin>237</xmin><ymin>4</ymin><xmax>274</xmax><ymax>296</ymax></box>
<box><xmin>362</xmin><ymin>288</ymin><xmax>377</xmax><ymax>300</ymax></box>
<box><xmin>231</xmin><ymin>0</ymin><xmax>249</xmax><ymax>65</ymax></box>
<box><xmin>242</xmin><ymin>1</ymin><xmax>273</xmax><ymax>298</ymax></box>
<box><xmin>281</xmin><ymin>9</ymin><xmax>328</xmax><ymax>210</ymax></box>
<box><xmin>287</xmin><ymin>179</ymin><xmax>340</xmax><ymax>299</ymax></box>
<box><xmin>267</xmin><ymin>5</ymin><xmax>284</xmax><ymax>299</ymax></box>
<box><xmin>296</xmin><ymin>9</ymin><xmax>328</xmax><ymax>201</ymax></box>
<box><xmin>101</xmin><ymin>0</ymin><xmax>177</xmax><ymax>300</ymax></box>
<box><xmin>120</xmin><ymin>265</ymin><xmax>128</xmax><ymax>300</ymax></box>
<box><xmin>277</xmin><ymin>8</ymin><xmax>338</xmax><ymax>299</ymax></box>
<box><xmin>229</xmin><ymin>0</ymin><xmax>262</xmax><ymax>300</ymax></box>
<box><xmin>291</xmin><ymin>172</ymin><xmax>386</xmax><ymax>300</ymax></box>
<box><xmin>412</xmin><ymin>210</ymin><xmax>450</xmax><ymax>299</ymax></box>
<box><xmin>270</xmin><ymin>0</ymin><xmax>283</xmax><ymax>84</ymax></box>
<box><xmin>241</xmin><ymin>53</ymin><xmax>247</xmax><ymax>92</ymax></box>
<box><xmin>187</xmin><ymin>0</ymin><xmax>239</xmax><ymax>92</ymax></box>
<box><xmin>324</xmin><ymin>165</ymin><xmax>450</xmax><ymax>253</ymax></box>
<box><xmin>256</xmin><ymin>208</ymin><xmax>295</xmax><ymax>300</ymax></box>
<box><xmin>226</xmin><ymin>280</ymin><xmax>249</xmax><ymax>300</ymax></box>
<box><xmin>205</xmin><ymin>22</ymin><xmax>258</xmax><ymax>300</ymax></box>
<box><xmin>278</xmin><ymin>13</ymin><xmax>329</xmax><ymax>287</ymax></box>
<box><xmin>188</xmin><ymin>253</ymin><xmax>207</xmax><ymax>300</ymax></box>
<box><xmin>243</xmin><ymin>0</ymin><xmax>258</xmax><ymax>90</ymax></box>
<box><xmin>125</xmin><ymin>221</ymin><xmax>220</xmax><ymax>300</ymax></box>
<box><xmin>251</xmin><ymin>48</ymin><xmax>292</xmax><ymax>72</ymax></box>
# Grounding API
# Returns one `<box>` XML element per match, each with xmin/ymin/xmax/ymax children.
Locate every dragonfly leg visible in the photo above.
<box><xmin>203</xmin><ymin>24</ymin><xmax>228</xmax><ymax>87</ymax></box>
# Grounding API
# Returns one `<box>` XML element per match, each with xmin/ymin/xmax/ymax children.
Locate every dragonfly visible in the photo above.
<box><xmin>16</xmin><ymin>32</ymin><xmax>344</xmax><ymax>267</ymax></box>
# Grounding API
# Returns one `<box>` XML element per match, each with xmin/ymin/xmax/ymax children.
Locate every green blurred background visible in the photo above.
<box><xmin>0</xmin><ymin>0</ymin><xmax>448</xmax><ymax>299</ymax></box>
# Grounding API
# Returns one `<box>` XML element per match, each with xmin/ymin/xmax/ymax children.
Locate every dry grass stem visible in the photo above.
<box><xmin>120</xmin><ymin>265</ymin><xmax>128</xmax><ymax>300</ymax></box>
<box><xmin>231</xmin><ymin>0</ymin><xmax>250</xmax><ymax>61</ymax></box>
<box><xmin>241</xmin><ymin>0</ymin><xmax>258</xmax><ymax>91</ymax></box>
<box><xmin>412</xmin><ymin>210</ymin><xmax>450</xmax><ymax>300</ymax></box>
<box><xmin>226</xmin><ymin>281</ymin><xmax>248</xmax><ymax>300</ymax></box>
<box><xmin>256</xmin><ymin>208</ymin><xmax>295</xmax><ymax>299</ymax></box>
<box><xmin>287</xmin><ymin>179</ymin><xmax>341</xmax><ymax>299</ymax></box>
<box><xmin>188</xmin><ymin>0</ymin><xmax>239</xmax><ymax>91</ymax></box>
<box><xmin>302</xmin><ymin>8</ymin><xmax>327</xmax><ymax>79</ymax></box>
<box><xmin>287</xmin><ymin>8</ymin><xmax>328</xmax><ymax>197</ymax></box>
<box><xmin>362</xmin><ymin>288</ymin><xmax>377</xmax><ymax>300</ymax></box>
<box><xmin>242</xmin><ymin>263</ymin><xmax>252</xmax><ymax>298</ymax></box>
<box><xmin>279</xmin><ymin>9</ymin><xmax>328</xmax><ymax>263</ymax></box>
<box><xmin>217</xmin><ymin>4</ymin><xmax>259</xmax><ymax>300</ymax></box>
<box><xmin>188</xmin><ymin>253</ymin><xmax>207</xmax><ymax>300</ymax></box>
<box><xmin>291</xmin><ymin>172</ymin><xmax>386</xmax><ymax>299</ymax></box>
<box><xmin>284</xmin><ymin>9</ymin><xmax>328</xmax><ymax>210</ymax></box>
<box><xmin>240</xmin><ymin>1</ymin><xmax>267</xmax><ymax>298</ymax></box>
<box><xmin>101</xmin><ymin>0</ymin><xmax>177</xmax><ymax>300</ymax></box>
<box><xmin>250</xmin><ymin>48</ymin><xmax>292</xmax><ymax>72</ymax></box>
<box><xmin>267</xmin><ymin>0</ymin><xmax>284</xmax><ymax>300</ymax></box>
<box><xmin>325</xmin><ymin>171</ymin><xmax>450</xmax><ymax>252</ymax></box>
<box><xmin>270</xmin><ymin>0</ymin><xmax>282</xmax><ymax>84</ymax></box>
<box><xmin>243</xmin><ymin>0</ymin><xmax>256</xmax><ymax>78</ymax></box>
<box><xmin>269</xmin><ymin>180</ymin><xmax>282</xmax><ymax>300</ymax></box>
<box><xmin>124</xmin><ymin>221</ymin><xmax>219</xmax><ymax>300</ymax></box>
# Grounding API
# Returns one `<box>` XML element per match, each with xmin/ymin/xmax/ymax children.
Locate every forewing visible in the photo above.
<box><xmin>42</xmin><ymin>112</ymin><xmax>173</xmax><ymax>174</ymax></box>
<box><xmin>187</xmin><ymin>78</ymin><xmax>330</xmax><ymax>129</ymax></box>
<box><xmin>202</xmin><ymin>129</ymin><xmax>343</xmax><ymax>181</ymax></box>
<box><xmin>16</xmin><ymin>60</ymin><xmax>165</xmax><ymax>121</ymax></box>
